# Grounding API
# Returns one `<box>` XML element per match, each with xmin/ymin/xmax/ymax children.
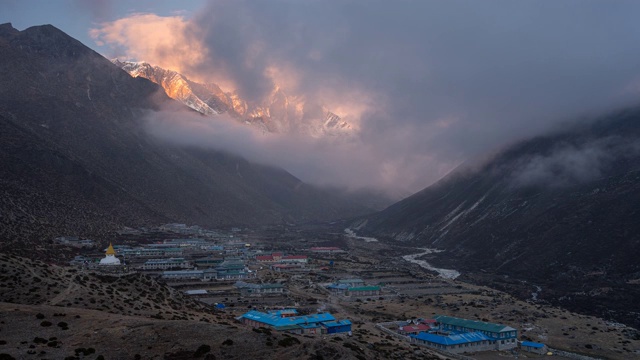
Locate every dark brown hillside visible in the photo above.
<box><xmin>0</xmin><ymin>23</ymin><xmax>371</xmax><ymax>252</ymax></box>
<box><xmin>359</xmin><ymin>108</ymin><xmax>640</xmax><ymax>328</ymax></box>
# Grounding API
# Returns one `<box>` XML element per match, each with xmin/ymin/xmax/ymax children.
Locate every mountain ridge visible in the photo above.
<box><xmin>112</xmin><ymin>59</ymin><xmax>354</xmax><ymax>137</ymax></box>
<box><xmin>0</xmin><ymin>23</ymin><xmax>372</xmax><ymax>252</ymax></box>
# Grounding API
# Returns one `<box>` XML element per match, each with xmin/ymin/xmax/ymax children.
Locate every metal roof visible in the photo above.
<box><xmin>299</xmin><ymin>323</ymin><xmax>321</xmax><ymax>329</ymax></box>
<box><xmin>326</xmin><ymin>284</ymin><xmax>350</xmax><ymax>290</ymax></box>
<box><xmin>322</xmin><ymin>320</ymin><xmax>352</xmax><ymax>327</ymax></box>
<box><xmin>348</xmin><ymin>286</ymin><xmax>381</xmax><ymax>291</ymax></box>
<box><xmin>433</xmin><ymin>315</ymin><xmax>516</xmax><ymax>333</ymax></box>
<box><xmin>521</xmin><ymin>341</ymin><xmax>545</xmax><ymax>348</ymax></box>
<box><xmin>184</xmin><ymin>289</ymin><xmax>207</xmax><ymax>295</ymax></box>
<box><xmin>338</xmin><ymin>279</ymin><xmax>364</xmax><ymax>284</ymax></box>
<box><xmin>411</xmin><ymin>331</ymin><xmax>490</xmax><ymax>346</ymax></box>
<box><xmin>268</xmin><ymin>309</ymin><xmax>298</xmax><ymax>316</ymax></box>
<box><xmin>240</xmin><ymin>311</ymin><xmax>335</xmax><ymax>327</ymax></box>
<box><xmin>163</xmin><ymin>270</ymin><xmax>203</xmax><ymax>275</ymax></box>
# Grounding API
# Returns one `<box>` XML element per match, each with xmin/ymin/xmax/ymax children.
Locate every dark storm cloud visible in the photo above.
<box><xmin>95</xmin><ymin>1</ymin><xmax>640</xmax><ymax>194</ymax></box>
<box><xmin>186</xmin><ymin>1</ymin><xmax>640</xmax><ymax>187</ymax></box>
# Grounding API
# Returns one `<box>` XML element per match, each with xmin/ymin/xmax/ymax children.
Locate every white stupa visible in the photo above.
<box><xmin>99</xmin><ymin>243</ymin><xmax>121</xmax><ymax>266</ymax></box>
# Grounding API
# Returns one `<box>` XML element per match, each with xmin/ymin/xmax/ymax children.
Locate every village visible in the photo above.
<box><xmin>52</xmin><ymin>223</ymin><xmax>625</xmax><ymax>359</ymax></box>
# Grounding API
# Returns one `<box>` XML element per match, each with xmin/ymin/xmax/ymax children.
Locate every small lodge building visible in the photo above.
<box><xmin>162</xmin><ymin>270</ymin><xmax>204</xmax><ymax>280</ymax></box>
<box><xmin>347</xmin><ymin>285</ymin><xmax>381</xmax><ymax>297</ymax></box>
<box><xmin>141</xmin><ymin>258</ymin><xmax>191</xmax><ymax>270</ymax></box>
<box><xmin>309</xmin><ymin>247</ymin><xmax>344</xmax><ymax>253</ymax></box>
<box><xmin>256</xmin><ymin>253</ymin><xmax>308</xmax><ymax>264</ymax></box>
<box><xmin>280</xmin><ymin>255</ymin><xmax>308</xmax><ymax>264</ymax></box>
<box><xmin>54</xmin><ymin>236</ymin><xmax>95</xmax><ymax>248</ymax></box>
<box><xmin>322</xmin><ymin>320</ymin><xmax>352</xmax><ymax>334</ymax></box>
<box><xmin>270</xmin><ymin>263</ymin><xmax>305</xmax><ymax>272</ymax></box>
<box><xmin>433</xmin><ymin>315</ymin><xmax>518</xmax><ymax>350</ymax></box>
<box><xmin>121</xmin><ymin>247</ymin><xmax>183</xmax><ymax>258</ymax></box>
<box><xmin>326</xmin><ymin>283</ymin><xmax>350</xmax><ymax>294</ymax></box>
<box><xmin>162</xmin><ymin>270</ymin><xmax>202</xmax><ymax>280</ymax></box>
<box><xmin>520</xmin><ymin>341</ymin><xmax>547</xmax><ymax>354</ymax></box>
<box><xmin>256</xmin><ymin>255</ymin><xmax>277</xmax><ymax>263</ymax></box>
<box><xmin>238</xmin><ymin>310</ymin><xmax>351</xmax><ymax>335</ymax></box>
<box><xmin>184</xmin><ymin>289</ymin><xmax>208</xmax><ymax>296</ymax></box>
<box><xmin>194</xmin><ymin>257</ymin><xmax>224</xmax><ymax>267</ymax></box>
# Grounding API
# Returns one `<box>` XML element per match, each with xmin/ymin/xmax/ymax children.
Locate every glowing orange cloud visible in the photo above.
<box><xmin>90</xmin><ymin>13</ymin><xmax>211</xmax><ymax>84</ymax></box>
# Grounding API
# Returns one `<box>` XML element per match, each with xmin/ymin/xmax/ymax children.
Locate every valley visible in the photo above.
<box><xmin>2</xmin><ymin>6</ymin><xmax>640</xmax><ymax>360</ymax></box>
<box><xmin>1</xmin><ymin>223</ymin><xmax>638</xmax><ymax>359</ymax></box>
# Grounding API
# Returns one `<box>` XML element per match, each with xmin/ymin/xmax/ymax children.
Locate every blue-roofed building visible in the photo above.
<box><xmin>433</xmin><ymin>315</ymin><xmax>518</xmax><ymax>350</ymax></box>
<box><xmin>521</xmin><ymin>341</ymin><xmax>547</xmax><ymax>354</ymax></box>
<box><xmin>238</xmin><ymin>310</ymin><xmax>351</xmax><ymax>335</ymax></box>
<box><xmin>326</xmin><ymin>283</ymin><xmax>350</xmax><ymax>294</ymax></box>
<box><xmin>410</xmin><ymin>332</ymin><xmax>495</xmax><ymax>354</ymax></box>
<box><xmin>321</xmin><ymin>320</ymin><xmax>352</xmax><ymax>334</ymax></box>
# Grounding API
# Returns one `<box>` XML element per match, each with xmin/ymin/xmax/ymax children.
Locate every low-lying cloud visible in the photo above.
<box><xmin>144</xmin><ymin>107</ymin><xmax>454</xmax><ymax>195</ymax></box>
<box><xmin>91</xmin><ymin>1</ymin><xmax>640</xmax><ymax>194</ymax></box>
<box><xmin>510</xmin><ymin>137</ymin><xmax>640</xmax><ymax>188</ymax></box>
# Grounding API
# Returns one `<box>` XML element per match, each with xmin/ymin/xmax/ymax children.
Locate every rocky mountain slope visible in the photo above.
<box><xmin>113</xmin><ymin>59</ymin><xmax>353</xmax><ymax>137</ymax></box>
<box><xmin>0</xmin><ymin>23</ymin><xmax>371</xmax><ymax>251</ymax></box>
<box><xmin>357</xmin><ymin>108</ymin><xmax>640</xmax><ymax>328</ymax></box>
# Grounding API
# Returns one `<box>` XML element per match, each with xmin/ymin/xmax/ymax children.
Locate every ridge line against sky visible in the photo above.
<box><xmin>3</xmin><ymin>0</ymin><xmax>640</xmax><ymax>195</ymax></box>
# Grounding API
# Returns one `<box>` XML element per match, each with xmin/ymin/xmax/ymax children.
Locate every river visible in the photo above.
<box><xmin>402</xmin><ymin>248</ymin><xmax>461</xmax><ymax>279</ymax></box>
<box><xmin>344</xmin><ymin>228</ymin><xmax>379</xmax><ymax>242</ymax></box>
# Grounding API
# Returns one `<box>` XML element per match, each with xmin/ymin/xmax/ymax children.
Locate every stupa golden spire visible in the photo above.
<box><xmin>105</xmin><ymin>243</ymin><xmax>116</xmax><ymax>256</ymax></box>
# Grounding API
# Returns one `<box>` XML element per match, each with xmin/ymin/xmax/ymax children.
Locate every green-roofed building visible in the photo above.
<box><xmin>433</xmin><ymin>315</ymin><xmax>517</xmax><ymax>350</ymax></box>
<box><xmin>347</xmin><ymin>285</ymin><xmax>381</xmax><ymax>296</ymax></box>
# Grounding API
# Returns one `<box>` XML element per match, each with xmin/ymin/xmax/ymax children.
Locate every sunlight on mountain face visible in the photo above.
<box><xmin>93</xmin><ymin>13</ymin><xmax>369</xmax><ymax>138</ymax></box>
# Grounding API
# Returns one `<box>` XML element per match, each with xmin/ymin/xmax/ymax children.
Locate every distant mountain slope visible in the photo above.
<box><xmin>112</xmin><ymin>59</ymin><xmax>353</xmax><ymax>137</ymax></box>
<box><xmin>0</xmin><ymin>23</ymin><xmax>371</xmax><ymax>251</ymax></box>
<box><xmin>359</xmin><ymin>109</ymin><xmax>640</xmax><ymax>327</ymax></box>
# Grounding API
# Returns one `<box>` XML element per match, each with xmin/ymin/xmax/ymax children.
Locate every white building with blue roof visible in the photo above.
<box><xmin>410</xmin><ymin>332</ymin><xmax>494</xmax><ymax>354</ymax></box>
<box><xmin>239</xmin><ymin>310</ymin><xmax>351</xmax><ymax>335</ymax></box>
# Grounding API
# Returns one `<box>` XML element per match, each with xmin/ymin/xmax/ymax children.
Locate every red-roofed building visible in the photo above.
<box><xmin>256</xmin><ymin>255</ymin><xmax>275</xmax><ymax>263</ymax></box>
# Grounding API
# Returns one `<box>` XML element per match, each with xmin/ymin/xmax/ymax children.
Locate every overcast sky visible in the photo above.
<box><xmin>3</xmin><ymin>1</ymin><xmax>640</xmax><ymax>196</ymax></box>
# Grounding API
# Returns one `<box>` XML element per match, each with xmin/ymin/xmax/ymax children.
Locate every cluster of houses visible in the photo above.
<box><xmin>161</xmin><ymin>259</ymin><xmax>254</xmax><ymax>281</ymax></box>
<box><xmin>256</xmin><ymin>252</ymin><xmax>309</xmax><ymax>271</ymax></box>
<box><xmin>383</xmin><ymin>315</ymin><xmax>547</xmax><ymax>355</ymax></box>
<box><xmin>238</xmin><ymin>309</ymin><xmax>351</xmax><ymax>335</ymax></box>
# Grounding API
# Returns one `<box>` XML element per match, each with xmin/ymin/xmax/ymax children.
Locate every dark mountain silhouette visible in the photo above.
<box><xmin>358</xmin><ymin>109</ymin><xmax>640</xmax><ymax>327</ymax></box>
<box><xmin>0</xmin><ymin>23</ymin><xmax>371</xmax><ymax>251</ymax></box>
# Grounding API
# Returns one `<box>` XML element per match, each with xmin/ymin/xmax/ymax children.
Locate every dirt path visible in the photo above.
<box><xmin>48</xmin><ymin>278</ymin><xmax>80</xmax><ymax>305</ymax></box>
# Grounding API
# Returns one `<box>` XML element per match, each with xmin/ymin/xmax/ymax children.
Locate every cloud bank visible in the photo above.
<box><xmin>91</xmin><ymin>1</ymin><xmax>640</xmax><ymax>195</ymax></box>
<box><xmin>510</xmin><ymin>137</ymin><xmax>640</xmax><ymax>188</ymax></box>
